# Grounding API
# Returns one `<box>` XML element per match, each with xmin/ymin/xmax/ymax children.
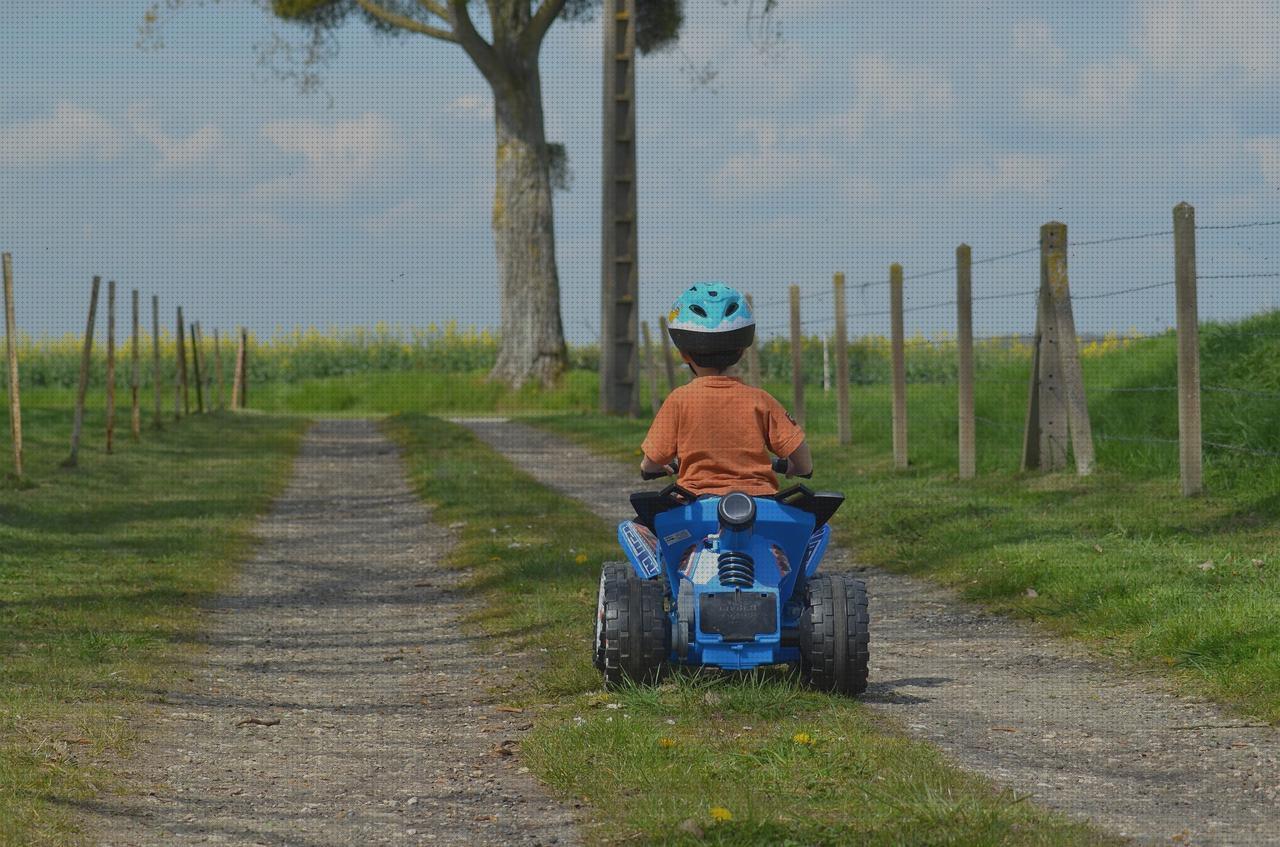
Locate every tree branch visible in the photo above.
<box><xmin>448</xmin><ymin>0</ymin><xmax>507</xmax><ymax>84</ymax></box>
<box><xmin>354</xmin><ymin>0</ymin><xmax>458</xmax><ymax>42</ymax></box>
<box><xmin>519</xmin><ymin>0</ymin><xmax>565</xmax><ymax>55</ymax></box>
<box><xmin>415</xmin><ymin>0</ymin><xmax>454</xmax><ymax>23</ymax></box>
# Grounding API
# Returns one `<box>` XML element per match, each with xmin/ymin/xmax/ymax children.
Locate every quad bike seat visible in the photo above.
<box><xmin>630</xmin><ymin>483</ymin><xmax>843</xmax><ymax>531</ymax></box>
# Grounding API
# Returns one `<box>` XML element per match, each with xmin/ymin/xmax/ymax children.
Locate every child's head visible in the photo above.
<box><xmin>666</xmin><ymin>283</ymin><xmax>755</xmax><ymax>375</ymax></box>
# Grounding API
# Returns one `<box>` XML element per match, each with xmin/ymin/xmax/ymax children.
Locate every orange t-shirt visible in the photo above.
<box><xmin>641</xmin><ymin>376</ymin><xmax>806</xmax><ymax>496</ymax></box>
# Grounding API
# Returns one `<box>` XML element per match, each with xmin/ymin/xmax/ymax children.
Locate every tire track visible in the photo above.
<box><xmin>85</xmin><ymin>419</ymin><xmax>578</xmax><ymax>847</ymax></box>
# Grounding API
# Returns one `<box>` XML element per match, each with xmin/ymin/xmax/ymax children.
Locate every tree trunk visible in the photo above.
<box><xmin>487</xmin><ymin>60</ymin><xmax>568</xmax><ymax>388</ymax></box>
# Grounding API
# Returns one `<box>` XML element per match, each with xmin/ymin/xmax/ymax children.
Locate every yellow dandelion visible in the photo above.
<box><xmin>658</xmin><ymin>737</ymin><xmax>677</xmax><ymax>748</ymax></box>
<box><xmin>792</xmin><ymin>732</ymin><xmax>815</xmax><ymax>746</ymax></box>
<box><xmin>575</xmin><ymin>554</ymin><xmax>589</xmax><ymax>565</ymax></box>
<box><xmin>709</xmin><ymin>806</ymin><xmax>733</xmax><ymax>823</ymax></box>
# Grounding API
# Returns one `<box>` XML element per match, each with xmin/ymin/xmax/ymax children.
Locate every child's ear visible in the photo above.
<box><xmin>679</xmin><ymin>352</ymin><xmax>693</xmax><ymax>364</ymax></box>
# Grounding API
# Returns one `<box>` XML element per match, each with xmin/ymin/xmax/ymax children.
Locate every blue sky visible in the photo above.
<box><xmin>1</xmin><ymin>0</ymin><xmax>1277</xmax><ymax>343</ymax></box>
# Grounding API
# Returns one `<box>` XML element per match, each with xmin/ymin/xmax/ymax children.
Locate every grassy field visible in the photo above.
<box><xmin>387</xmin><ymin>414</ymin><xmax>1120</xmax><ymax>846</ymax></box>
<box><xmin>0</xmin><ymin>406</ymin><xmax>304</xmax><ymax>846</ymax></box>
<box><xmin>533</xmin><ymin>313</ymin><xmax>1280</xmax><ymax>722</ymax></box>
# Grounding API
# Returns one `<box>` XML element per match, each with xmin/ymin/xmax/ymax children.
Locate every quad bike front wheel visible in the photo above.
<box><xmin>799</xmin><ymin>573</ymin><xmax>870</xmax><ymax>696</ymax></box>
<box><xmin>594</xmin><ymin>562</ymin><xmax>668</xmax><ymax>686</ymax></box>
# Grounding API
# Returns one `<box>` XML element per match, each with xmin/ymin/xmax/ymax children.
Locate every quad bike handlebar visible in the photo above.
<box><xmin>772</xmin><ymin>457</ymin><xmax>813</xmax><ymax>479</ymax></box>
<box><xmin>641</xmin><ymin>458</ymin><xmax>680</xmax><ymax>480</ymax></box>
<box><xmin>643</xmin><ymin>457</ymin><xmax>811</xmax><ymax>480</ymax></box>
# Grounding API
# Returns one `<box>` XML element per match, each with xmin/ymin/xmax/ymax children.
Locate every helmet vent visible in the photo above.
<box><xmin>689</xmin><ymin>304</ymin><xmax>708</xmax><ymax>318</ymax></box>
<box><xmin>724</xmin><ymin>302</ymin><xmax>739</xmax><ymax>317</ymax></box>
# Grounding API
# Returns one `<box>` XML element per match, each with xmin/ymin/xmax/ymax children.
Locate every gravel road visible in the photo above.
<box><xmin>86</xmin><ymin>419</ymin><xmax>578</xmax><ymax>847</ymax></box>
<box><xmin>462</xmin><ymin>417</ymin><xmax>1280</xmax><ymax>847</ymax></box>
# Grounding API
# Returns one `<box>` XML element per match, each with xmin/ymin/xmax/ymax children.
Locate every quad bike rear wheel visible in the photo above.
<box><xmin>799</xmin><ymin>573</ymin><xmax>870</xmax><ymax>695</ymax></box>
<box><xmin>595</xmin><ymin>562</ymin><xmax>669</xmax><ymax>686</ymax></box>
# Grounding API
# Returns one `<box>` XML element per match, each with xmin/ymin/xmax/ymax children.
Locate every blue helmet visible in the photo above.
<box><xmin>665</xmin><ymin>282</ymin><xmax>755</xmax><ymax>354</ymax></box>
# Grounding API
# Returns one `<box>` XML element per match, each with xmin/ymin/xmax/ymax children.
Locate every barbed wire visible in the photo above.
<box><xmin>1199</xmin><ymin>271</ymin><xmax>1280</xmax><ymax>280</ymax></box>
<box><xmin>1198</xmin><ymin>219</ymin><xmax>1280</xmax><ymax>232</ymax></box>
<box><xmin>1202</xmin><ymin>384</ymin><xmax>1280</xmax><ymax>400</ymax></box>
<box><xmin>1205</xmin><ymin>440</ymin><xmax>1280</xmax><ymax>459</ymax></box>
<box><xmin>1096</xmin><ymin>433</ymin><xmax>1180</xmax><ymax>446</ymax></box>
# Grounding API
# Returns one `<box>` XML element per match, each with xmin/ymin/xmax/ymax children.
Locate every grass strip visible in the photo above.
<box><xmin>0</xmin><ymin>406</ymin><xmax>305</xmax><ymax>846</ymax></box>
<box><xmin>387</xmin><ymin>413</ymin><xmax>1117</xmax><ymax>846</ymax></box>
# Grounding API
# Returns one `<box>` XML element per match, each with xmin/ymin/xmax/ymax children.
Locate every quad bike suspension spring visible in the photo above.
<box><xmin>717</xmin><ymin>551</ymin><xmax>755</xmax><ymax>587</ymax></box>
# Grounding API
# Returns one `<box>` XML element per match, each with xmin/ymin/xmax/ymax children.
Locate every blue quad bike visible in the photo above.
<box><xmin>593</xmin><ymin>460</ymin><xmax>870</xmax><ymax>695</ymax></box>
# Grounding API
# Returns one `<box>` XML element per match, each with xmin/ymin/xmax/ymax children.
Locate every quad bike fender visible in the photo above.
<box><xmin>800</xmin><ymin>524</ymin><xmax>831</xmax><ymax>579</ymax></box>
<box><xmin>618</xmin><ymin>520</ymin><xmax>663</xmax><ymax>580</ymax></box>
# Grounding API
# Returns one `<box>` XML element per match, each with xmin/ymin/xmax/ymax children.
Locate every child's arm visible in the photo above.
<box><xmin>781</xmin><ymin>441</ymin><xmax>813</xmax><ymax>477</ymax></box>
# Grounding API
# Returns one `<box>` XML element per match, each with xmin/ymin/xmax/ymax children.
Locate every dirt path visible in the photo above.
<box><xmin>86</xmin><ymin>420</ymin><xmax>578</xmax><ymax>847</ymax></box>
<box><xmin>462</xmin><ymin>418</ymin><xmax>1280</xmax><ymax>847</ymax></box>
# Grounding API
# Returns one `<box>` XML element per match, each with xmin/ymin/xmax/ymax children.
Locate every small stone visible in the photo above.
<box><xmin>407</xmin><ymin>796</ymin><xmax>418</xmax><ymax>806</ymax></box>
<box><xmin>676</xmin><ymin>818</ymin><xmax>705</xmax><ymax>838</ymax></box>
<box><xmin>1024</xmin><ymin>588</ymin><xmax>1038</xmax><ymax>598</ymax></box>
<box><xmin>1199</xmin><ymin>560</ymin><xmax>1215</xmax><ymax>571</ymax></box>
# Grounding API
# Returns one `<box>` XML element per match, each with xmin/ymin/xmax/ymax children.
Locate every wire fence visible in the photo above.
<box><xmin>643</xmin><ymin>208</ymin><xmax>1280</xmax><ymax>489</ymax></box>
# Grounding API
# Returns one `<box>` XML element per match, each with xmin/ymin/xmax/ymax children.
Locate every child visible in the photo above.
<box><xmin>640</xmin><ymin>283</ymin><xmax>812</xmax><ymax>496</ymax></box>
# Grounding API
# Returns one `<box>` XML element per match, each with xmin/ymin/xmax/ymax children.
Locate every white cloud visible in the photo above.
<box><xmin>852</xmin><ymin>56</ymin><xmax>954</xmax><ymax>115</ymax></box>
<box><xmin>0</xmin><ymin>103</ymin><xmax>122</xmax><ymax>166</ymax></box>
<box><xmin>946</xmin><ymin>154</ymin><xmax>1057</xmax><ymax>196</ymax></box>
<box><xmin>1138</xmin><ymin>0</ymin><xmax>1280</xmax><ymax>84</ymax></box>
<box><xmin>1011</xmin><ymin>20</ymin><xmax>1064</xmax><ymax>65</ymax></box>
<box><xmin>448</xmin><ymin>93</ymin><xmax>492</xmax><ymax>119</ymax></box>
<box><xmin>1247</xmin><ymin>137</ymin><xmax>1280</xmax><ymax>187</ymax></box>
<box><xmin>711</xmin><ymin>114</ymin><xmax>870</xmax><ymax>197</ymax></box>
<box><xmin>256</xmin><ymin>113</ymin><xmax>400</xmax><ymax>201</ymax></box>
<box><xmin>127</xmin><ymin>104</ymin><xmax>224</xmax><ymax>171</ymax></box>
<box><xmin>1023</xmin><ymin>57</ymin><xmax>1140</xmax><ymax>126</ymax></box>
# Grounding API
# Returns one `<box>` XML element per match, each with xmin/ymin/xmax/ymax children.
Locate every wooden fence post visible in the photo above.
<box><xmin>65</xmin><ymin>276</ymin><xmax>100</xmax><ymax>468</ymax></box>
<box><xmin>176</xmin><ymin>307</ymin><xmax>188</xmax><ymax>419</ymax></box>
<box><xmin>744</xmin><ymin>294</ymin><xmax>761</xmax><ymax>387</ymax></box>
<box><xmin>658</xmin><ymin>316</ymin><xmax>677</xmax><ymax>392</ymax></box>
<box><xmin>151</xmin><ymin>295</ymin><xmax>163</xmax><ymax>429</ymax></box>
<box><xmin>833</xmin><ymin>273</ymin><xmax>850</xmax><ymax>445</ymax></box>
<box><xmin>956</xmin><ymin>245</ymin><xmax>976</xmax><ymax>479</ymax></box>
<box><xmin>130</xmin><ymin>289</ymin><xmax>141</xmax><ymax>441</ymax></box>
<box><xmin>3</xmin><ymin>253</ymin><xmax>22</xmax><ymax>478</ymax></box>
<box><xmin>789</xmin><ymin>284</ymin><xmax>805</xmax><ymax>426</ymax></box>
<box><xmin>822</xmin><ymin>335</ymin><xmax>830</xmax><ymax>393</ymax></box>
<box><xmin>105</xmin><ymin>281</ymin><xmax>116</xmax><ymax>454</ymax></box>
<box><xmin>1174</xmin><ymin>202</ymin><xmax>1203</xmax><ymax>496</ymax></box>
<box><xmin>231</xmin><ymin>327</ymin><xmax>244</xmax><ymax>411</ymax></box>
<box><xmin>239</xmin><ymin>327</ymin><xmax>249</xmax><ymax>408</ymax></box>
<box><xmin>213</xmin><ymin>328</ymin><xmax>225</xmax><ymax>411</ymax></box>
<box><xmin>190</xmin><ymin>322</ymin><xmax>205</xmax><ymax>414</ymax></box>
<box><xmin>641</xmin><ymin>321</ymin><xmax>660</xmax><ymax>413</ymax></box>
<box><xmin>890</xmin><ymin>264</ymin><xmax>908</xmax><ymax>469</ymax></box>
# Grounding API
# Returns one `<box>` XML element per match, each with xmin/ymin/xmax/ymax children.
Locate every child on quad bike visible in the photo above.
<box><xmin>640</xmin><ymin>283</ymin><xmax>813</xmax><ymax>494</ymax></box>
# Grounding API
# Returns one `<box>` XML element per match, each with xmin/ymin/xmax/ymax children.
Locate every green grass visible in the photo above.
<box><xmin>238</xmin><ymin>369</ymin><xmax>600</xmax><ymax>415</ymax></box>
<box><xmin>0</xmin><ymin>406</ymin><xmax>304</xmax><ymax>846</ymax></box>
<box><xmin>387</xmin><ymin>414</ymin><xmax>1120</xmax><ymax>846</ymax></box>
<box><xmin>531</xmin><ymin>314</ymin><xmax>1280</xmax><ymax>722</ymax></box>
